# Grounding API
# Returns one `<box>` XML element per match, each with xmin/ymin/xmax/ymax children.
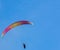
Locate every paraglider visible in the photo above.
<box><xmin>23</xmin><ymin>43</ymin><xmax>26</xmax><ymax>49</ymax></box>
<box><xmin>1</xmin><ymin>20</ymin><xmax>32</xmax><ymax>37</ymax></box>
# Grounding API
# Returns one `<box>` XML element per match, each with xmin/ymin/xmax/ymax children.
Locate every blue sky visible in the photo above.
<box><xmin>0</xmin><ymin>0</ymin><xmax>60</xmax><ymax>50</ymax></box>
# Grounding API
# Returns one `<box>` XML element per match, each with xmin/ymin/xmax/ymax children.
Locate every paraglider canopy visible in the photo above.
<box><xmin>1</xmin><ymin>20</ymin><xmax>32</xmax><ymax>37</ymax></box>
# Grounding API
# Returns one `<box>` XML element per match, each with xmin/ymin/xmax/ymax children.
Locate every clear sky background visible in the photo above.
<box><xmin>0</xmin><ymin>0</ymin><xmax>60</xmax><ymax>50</ymax></box>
